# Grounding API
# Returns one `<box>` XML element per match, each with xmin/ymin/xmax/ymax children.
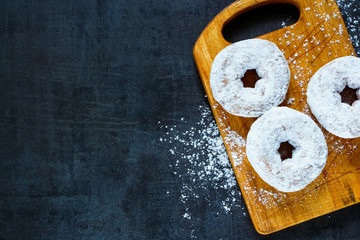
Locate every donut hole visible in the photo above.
<box><xmin>340</xmin><ymin>85</ymin><xmax>359</xmax><ymax>106</ymax></box>
<box><xmin>241</xmin><ymin>69</ymin><xmax>261</xmax><ymax>88</ymax></box>
<box><xmin>278</xmin><ymin>141</ymin><xmax>295</xmax><ymax>161</ymax></box>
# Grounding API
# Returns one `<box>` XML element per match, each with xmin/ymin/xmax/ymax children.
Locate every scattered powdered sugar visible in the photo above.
<box><xmin>336</xmin><ymin>0</ymin><xmax>360</xmax><ymax>55</ymax></box>
<box><xmin>287</xmin><ymin>97</ymin><xmax>295</xmax><ymax>105</ymax></box>
<box><xmin>256</xmin><ymin>188</ymin><xmax>287</xmax><ymax>207</ymax></box>
<box><xmin>326</xmin><ymin>133</ymin><xmax>358</xmax><ymax>155</ymax></box>
<box><xmin>159</xmin><ymin>104</ymin><xmax>246</xmax><ymax>221</ymax></box>
<box><xmin>222</xmin><ymin>127</ymin><xmax>246</xmax><ymax>168</ymax></box>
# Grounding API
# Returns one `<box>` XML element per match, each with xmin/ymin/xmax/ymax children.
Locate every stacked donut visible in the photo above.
<box><xmin>210</xmin><ymin>39</ymin><xmax>359</xmax><ymax>192</ymax></box>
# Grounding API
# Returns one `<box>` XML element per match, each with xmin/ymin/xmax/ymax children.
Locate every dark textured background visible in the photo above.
<box><xmin>1</xmin><ymin>0</ymin><xmax>360</xmax><ymax>239</ymax></box>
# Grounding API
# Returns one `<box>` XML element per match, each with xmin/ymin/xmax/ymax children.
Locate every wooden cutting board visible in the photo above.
<box><xmin>193</xmin><ymin>0</ymin><xmax>360</xmax><ymax>235</ymax></box>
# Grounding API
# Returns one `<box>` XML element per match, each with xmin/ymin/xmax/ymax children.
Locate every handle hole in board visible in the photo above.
<box><xmin>222</xmin><ymin>3</ymin><xmax>300</xmax><ymax>43</ymax></box>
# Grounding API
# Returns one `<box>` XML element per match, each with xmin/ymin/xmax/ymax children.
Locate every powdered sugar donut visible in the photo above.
<box><xmin>246</xmin><ymin>107</ymin><xmax>328</xmax><ymax>192</ymax></box>
<box><xmin>210</xmin><ymin>39</ymin><xmax>290</xmax><ymax>117</ymax></box>
<box><xmin>307</xmin><ymin>56</ymin><xmax>360</xmax><ymax>138</ymax></box>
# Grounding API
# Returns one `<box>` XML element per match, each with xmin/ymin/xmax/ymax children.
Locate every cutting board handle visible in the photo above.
<box><xmin>210</xmin><ymin>0</ymin><xmax>304</xmax><ymax>45</ymax></box>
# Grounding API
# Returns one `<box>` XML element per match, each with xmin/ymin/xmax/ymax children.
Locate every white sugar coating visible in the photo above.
<box><xmin>246</xmin><ymin>107</ymin><xmax>328</xmax><ymax>192</ymax></box>
<box><xmin>210</xmin><ymin>39</ymin><xmax>290</xmax><ymax>117</ymax></box>
<box><xmin>307</xmin><ymin>56</ymin><xmax>360</xmax><ymax>138</ymax></box>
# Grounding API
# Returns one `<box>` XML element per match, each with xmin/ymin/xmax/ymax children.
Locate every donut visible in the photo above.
<box><xmin>210</xmin><ymin>39</ymin><xmax>290</xmax><ymax>117</ymax></box>
<box><xmin>246</xmin><ymin>107</ymin><xmax>328</xmax><ymax>192</ymax></box>
<box><xmin>307</xmin><ymin>56</ymin><xmax>360</xmax><ymax>138</ymax></box>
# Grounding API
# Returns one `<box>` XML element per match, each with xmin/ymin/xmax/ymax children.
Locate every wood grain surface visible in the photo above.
<box><xmin>193</xmin><ymin>0</ymin><xmax>360</xmax><ymax>235</ymax></box>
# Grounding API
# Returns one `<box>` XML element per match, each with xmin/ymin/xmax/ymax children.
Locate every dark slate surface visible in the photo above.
<box><xmin>0</xmin><ymin>0</ymin><xmax>360</xmax><ymax>239</ymax></box>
